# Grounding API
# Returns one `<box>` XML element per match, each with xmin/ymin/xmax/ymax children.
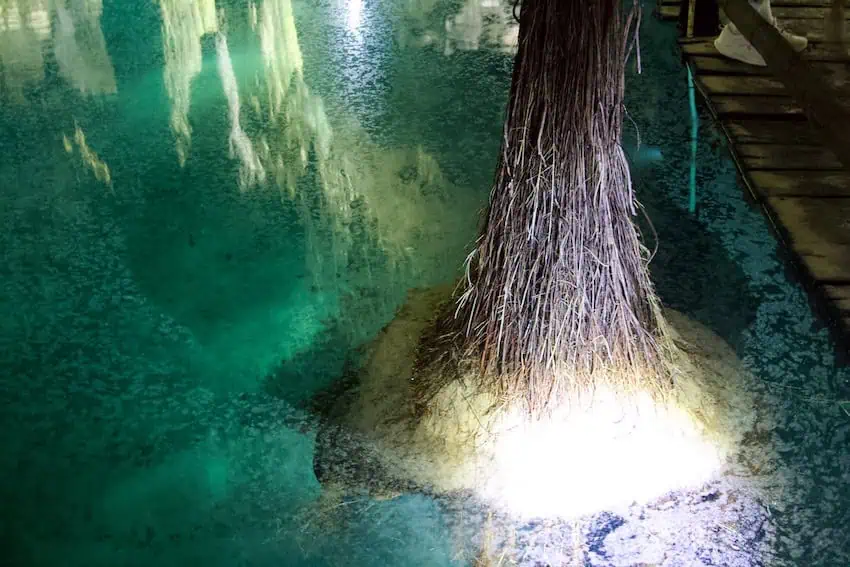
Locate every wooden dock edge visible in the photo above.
<box><xmin>682</xmin><ymin>58</ymin><xmax>850</xmax><ymax>364</ymax></box>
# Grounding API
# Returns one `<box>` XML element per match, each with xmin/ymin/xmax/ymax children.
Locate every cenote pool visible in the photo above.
<box><xmin>0</xmin><ymin>0</ymin><xmax>848</xmax><ymax>565</ymax></box>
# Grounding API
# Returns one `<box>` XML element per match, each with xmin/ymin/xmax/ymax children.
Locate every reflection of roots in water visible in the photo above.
<box><xmin>53</xmin><ymin>0</ymin><xmax>117</xmax><ymax>95</ymax></box>
<box><xmin>246</xmin><ymin>0</ymin><xmax>477</xmax><ymax>291</ymax></box>
<box><xmin>396</xmin><ymin>0</ymin><xmax>518</xmax><ymax>54</ymax></box>
<box><xmin>159</xmin><ymin>0</ymin><xmax>218</xmax><ymax>165</ymax></box>
<box><xmin>63</xmin><ymin>123</ymin><xmax>112</xmax><ymax>188</ymax></box>
<box><xmin>215</xmin><ymin>31</ymin><xmax>266</xmax><ymax>188</ymax></box>
<box><xmin>0</xmin><ymin>0</ymin><xmax>49</xmax><ymax>104</ymax></box>
<box><xmin>0</xmin><ymin>0</ymin><xmax>116</xmax><ymax>103</ymax></box>
<box><xmin>159</xmin><ymin>0</ymin><xmax>477</xmax><ymax>305</ymax></box>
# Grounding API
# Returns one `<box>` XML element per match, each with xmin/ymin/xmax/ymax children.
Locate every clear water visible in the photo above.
<box><xmin>1</xmin><ymin>1</ymin><xmax>848</xmax><ymax>566</ymax></box>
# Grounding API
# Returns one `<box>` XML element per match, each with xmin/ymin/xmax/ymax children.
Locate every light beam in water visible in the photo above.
<box><xmin>480</xmin><ymin>386</ymin><xmax>724</xmax><ymax>520</ymax></box>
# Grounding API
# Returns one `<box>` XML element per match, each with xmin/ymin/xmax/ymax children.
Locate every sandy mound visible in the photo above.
<box><xmin>313</xmin><ymin>286</ymin><xmax>773</xmax><ymax>519</ymax></box>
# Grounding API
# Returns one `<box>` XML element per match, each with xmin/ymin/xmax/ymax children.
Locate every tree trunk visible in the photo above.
<box><xmin>416</xmin><ymin>0</ymin><xmax>672</xmax><ymax>415</ymax></box>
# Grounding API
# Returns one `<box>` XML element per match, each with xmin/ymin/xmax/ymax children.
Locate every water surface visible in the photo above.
<box><xmin>1</xmin><ymin>1</ymin><xmax>848</xmax><ymax>565</ymax></box>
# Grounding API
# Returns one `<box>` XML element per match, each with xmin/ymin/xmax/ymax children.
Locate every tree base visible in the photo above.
<box><xmin>312</xmin><ymin>285</ymin><xmax>771</xmax><ymax>519</ymax></box>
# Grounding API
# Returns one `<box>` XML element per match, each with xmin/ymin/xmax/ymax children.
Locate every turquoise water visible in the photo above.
<box><xmin>1</xmin><ymin>1</ymin><xmax>848</xmax><ymax>565</ymax></box>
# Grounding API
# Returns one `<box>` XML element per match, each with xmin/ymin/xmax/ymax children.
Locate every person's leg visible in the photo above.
<box><xmin>750</xmin><ymin>0</ymin><xmax>773</xmax><ymax>20</ymax></box>
<box><xmin>715</xmin><ymin>0</ymin><xmax>807</xmax><ymax>66</ymax></box>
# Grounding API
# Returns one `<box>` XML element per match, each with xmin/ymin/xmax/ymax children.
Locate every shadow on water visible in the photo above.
<box><xmin>122</xmin><ymin>38</ymin><xmax>306</xmax><ymax>348</ymax></box>
<box><xmin>620</xmin><ymin>13</ymin><xmax>760</xmax><ymax>352</ymax></box>
<box><xmin>635</xmin><ymin>154</ymin><xmax>760</xmax><ymax>353</ymax></box>
<box><xmin>382</xmin><ymin>46</ymin><xmax>512</xmax><ymax>192</ymax></box>
<box><xmin>261</xmin><ymin>195</ymin><xmax>403</xmax><ymax>406</ymax></box>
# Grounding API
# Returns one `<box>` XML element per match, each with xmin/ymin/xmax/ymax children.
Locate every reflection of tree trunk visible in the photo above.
<box><xmin>447</xmin><ymin>0</ymin><xmax>518</xmax><ymax>53</ymax></box>
<box><xmin>252</xmin><ymin>0</ymin><xmax>474</xmax><ymax>266</ymax></box>
<box><xmin>415</xmin><ymin>0</ymin><xmax>672</xmax><ymax>415</ymax></box>
<box><xmin>255</xmin><ymin>0</ymin><xmax>329</xmax><ymax>196</ymax></box>
<box><xmin>446</xmin><ymin>0</ymin><xmax>484</xmax><ymax>52</ymax></box>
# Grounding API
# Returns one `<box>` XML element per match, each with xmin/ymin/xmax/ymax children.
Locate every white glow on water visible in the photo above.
<box><xmin>346</xmin><ymin>0</ymin><xmax>362</xmax><ymax>35</ymax></box>
<box><xmin>480</xmin><ymin>387</ymin><xmax>724</xmax><ymax>520</ymax></box>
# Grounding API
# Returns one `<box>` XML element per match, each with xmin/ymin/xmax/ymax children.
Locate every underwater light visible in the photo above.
<box><xmin>478</xmin><ymin>386</ymin><xmax>724</xmax><ymax>520</ymax></box>
<box><xmin>347</xmin><ymin>0</ymin><xmax>363</xmax><ymax>34</ymax></box>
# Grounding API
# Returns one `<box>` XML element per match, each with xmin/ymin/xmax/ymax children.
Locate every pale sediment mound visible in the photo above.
<box><xmin>313</xmin><ymin>286</ymin><xmax>774</xmax><ymax>520</ymax></box>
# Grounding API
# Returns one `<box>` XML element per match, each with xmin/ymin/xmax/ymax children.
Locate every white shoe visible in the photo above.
<box><xmin>714</xmin><ymin>20</ymin><xmax>808</xmax><ymax>66</ymax></box>
<box><xmin>715</xmin><ymin>24</ymin><xmax>766</xmax><ymax>66</ymax></box>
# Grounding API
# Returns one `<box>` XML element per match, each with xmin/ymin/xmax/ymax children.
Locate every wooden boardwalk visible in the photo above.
<box><xmin>673</xmin><ymin>1</ymin><xmax>850</xmax><ymax>358</ymax></box>
<box><xmin>657</xmin><ymin>0</ymin><xmax>682</xmax><ymax>20</ymax></box>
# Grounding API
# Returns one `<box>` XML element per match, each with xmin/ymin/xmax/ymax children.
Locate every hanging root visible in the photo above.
<box><xmin>413</xmin><ymin>0</ymin><xmax>675</xmax><ymax>417</ymax></box>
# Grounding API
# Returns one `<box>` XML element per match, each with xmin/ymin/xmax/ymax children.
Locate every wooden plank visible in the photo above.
<box><xmin>773</xmin><ymin>6</ymin><xmax>850</xmax><ymax>19</ymax></box>
<box><xmin>690</xmin><ymin>55</ymin><xmax>773</xmax><ymax>75</ymax></box>
<box><xmin>698</xmin><ymin>75</ymin><xmax>787</xmax><ymax>95</ymax></box>
<box><xmin>736</xmin><ymin>143</ymin><xmax>843</xmax><ymax>169</ymax></box>
<box><xmin>681</xmin><ymin>38</ymin><xmax>850</xmax><ymax>61</ymax></box>
<box><xmin>698</xmin><ymin>62</ymin><xmax>850</xmax><ymax>91</ymax></box>
<box><xmin>759</xmin><ymin>17</ymin><xmax>850</xmax><ymax>42</ymax></box>
<box><xmin>691</xmin><ymin>57</ymin><xmax>850</xmax><ymax>80</ymax></box>
<box><xmin>656</xmin><ymin>0</ymin><xmax>679</xmax><ymax>19</ymax></box>
<box><xmin>823</xmin><ymin>285</ymin><xmax>850</xmax><ymax>311</ymax></box>
<box><xmin>824</xmin><ymin>285</ymin><xmax>850</xmax><ymax>301</ymax></box>
<box><xmin>773</xmin><ymin>0</ymin><xmax>833</xmax><ymax>6</ymax></box>
<box><xmin>767</xmin><ymin>196</ymin><xmax>850</xmax><ymax>282</ymax></box>
<box><xmin>679</xmin><ymin>36</ymin><xmax>710</xmax><ymax>44</ymax></box>
<box><xmin>660</xmin><ymin>5</ymin><xmax>680</xmax><ymax>19</ymax></box>
<box><xmin>724</xmin><ymin>119</ymin><xmax>819</xmax><ymax>144</ymax></box>
<box><xmin>750</xmin><ymin>170</ymin><xmax>850</xmax><ymax>197</ymax></box>
<box><xmin>711</xmin><ymin>95</ymin><xmax>804</xmax><ymax>117</ymax></box>
<box><xmin>679</xmin><ymin>6</ymin><xmax>850</xmax><ymax>354</ymax></box>
<box><xmin>813</xmin><ymin>61</ymin><xmax>850</xmax><ymax>88</ymax></box>
<box><xmin>780</xmin><ymin>16</ymin><xmax>837</xmax><ymax>34</ymax></box>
